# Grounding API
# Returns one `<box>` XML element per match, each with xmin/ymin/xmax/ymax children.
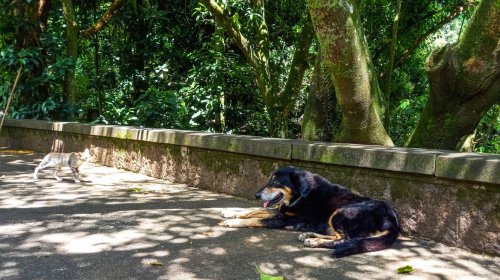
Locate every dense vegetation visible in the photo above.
<box><xmin>0</xmin><ymin>0</ymin><xmax>498</xmax><ymax>153</ymax></box>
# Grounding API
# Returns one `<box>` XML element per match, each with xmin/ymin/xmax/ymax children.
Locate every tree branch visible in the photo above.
<box><xmin>282</xmin><ymin>15</ymin><xmax>315</xmax><ymax>118</ymax></box>
<box><xmin>199</xmin><ymin>0</ymin><xmax>256</xmax><ymax>68</ymax></box>
<box><xmin>389</xmin><ymin>1</ymin><xmax>474</xmax><ymax>73</ymax></box>
<box><xmin>378</xmin><ymin>1</ymin><xmax>475</xmax><ymax>78</ymax></box>
<box><xmin>80</xmin><ymin>0</ymin><xmax>127</xmax><ymax>38</ymax></box>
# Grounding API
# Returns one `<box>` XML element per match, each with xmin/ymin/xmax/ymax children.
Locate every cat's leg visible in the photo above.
<box><xmin>70</xmin><ymin>167</ymin><xmax>80</xmax><ymax>183</ymax></box>
<box><xmin>53</xmin><ymin>167</ymin><xmax>62</xmax><ymax>181</ymax></box>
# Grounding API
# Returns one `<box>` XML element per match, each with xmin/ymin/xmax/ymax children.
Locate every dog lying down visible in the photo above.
<box><xmin>220</xmin><ymin>166</ymin><xmax>400</xmax><ymax>258</ymax></box>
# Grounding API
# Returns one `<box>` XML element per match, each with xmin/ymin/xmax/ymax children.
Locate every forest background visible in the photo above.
<box><xmin>0</xmin><ymin>0</ymin><xmax>498</xmax><ymax>153</ymax></box>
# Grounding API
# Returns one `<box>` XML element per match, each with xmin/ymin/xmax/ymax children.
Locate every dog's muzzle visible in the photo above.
<box><xmin>256</xmin><ymin>189</ymin><xmax>285</xmax><ymax>208</ymax></box>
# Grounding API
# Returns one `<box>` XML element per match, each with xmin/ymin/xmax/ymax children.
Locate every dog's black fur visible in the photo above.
<box><xmin>220</xmin><ymin>166</ymin><xmax>400</xmax><ymax>258</ymax></box>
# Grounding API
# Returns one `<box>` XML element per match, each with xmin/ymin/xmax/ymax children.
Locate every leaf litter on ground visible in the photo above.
<box><xmin>150</xmin><ymin>261</ymin><xmax>164</xmax><ymax>266</ymax></box>
<box><xmin>397</xmin><ymin>265</ymin><xmax>414</xmax><ymax>274</ymax></box>
<box><xmin>256</xmin><ymin>266</ymin><xmax>285</xmax><ymax>280</ymax></box>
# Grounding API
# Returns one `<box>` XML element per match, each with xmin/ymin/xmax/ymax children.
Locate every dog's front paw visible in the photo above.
<box><xmin>220</xmin><ymin>209</ymin><xmax>241</xmax><ymax>218</ymax></box>
<box><xmin>298</xmin><ymin>232</ymin><xmax>317</xmax><ymax>242</ymax></box>
<box><xmin>219</xmin><ymin>218</ymin><xmax>245</xmax><ymax>227</ymax></box>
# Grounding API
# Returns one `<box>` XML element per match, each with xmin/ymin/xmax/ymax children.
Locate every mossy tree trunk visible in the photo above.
<box><xmin>307</xmin><ymin>0</ymin><xmax>393</xmax><ymax>146</ymax></box>
<box><xmin>200</xmin><ymin>0</ymin><xmax>314</xmax><ymax>138</ymax></box>
<box><xmin>61</xmin><ymin>0</ymin><xmax>79</xmax><ymax>108</ymax></box>
<box><xmin>12</xmin><ymin>0</ymin><xmax>51</xmax><ymax>106</ymax></box>
<box><xmin>406</xmin><ymin>0</ymin><xmax>500</xmax><ymax>150</ymax></box>
<box><xmin>301</xmin><ymin>49</ymin><xmax>339</xmax><ymax>141</ymax></box>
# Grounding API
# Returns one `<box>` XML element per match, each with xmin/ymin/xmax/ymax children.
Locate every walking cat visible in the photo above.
<box><xmin>33</xmin><ymin>148</ymin><xmax>91</xmax><ymax>183</ymax></box>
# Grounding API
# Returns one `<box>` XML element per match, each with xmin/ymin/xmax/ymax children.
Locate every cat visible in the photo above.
<box><xmin>33</xmin><ymin>148</ymin><xmax>91</xmax><ymax>183</ymax></box>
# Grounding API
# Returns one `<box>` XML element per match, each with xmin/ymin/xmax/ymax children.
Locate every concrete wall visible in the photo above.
<box><xmin>2</xmin><ymin>119</ymin><xmax>499</xmax><ymax>255</ymax></box>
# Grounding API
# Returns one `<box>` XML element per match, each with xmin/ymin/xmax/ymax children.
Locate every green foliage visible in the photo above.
<box><xmin>179</xmin><ymin>36</ymin><xmax>268</xmax><ymax>134</ymax></box>
<box><xmin>0</xmin><ymin>0</ymin><xmax>73</xmax><ymax>120</ymax></box>
<box><xmin>0</xmin><ymin>44</ymin><xmax>71</xmax><ymax>119</ymax></box>
<box><xmin>0</xmin><ymin>0</ymin><xmax>497</xmax><ymax>153</ymax></box>
<box><xmin>473</xmin><ymin>105</ymin><xmax>499</xmax><ymax>154</ymax></box>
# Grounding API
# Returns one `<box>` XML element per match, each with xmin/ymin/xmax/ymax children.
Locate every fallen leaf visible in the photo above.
<box><xmin>127</xmin><ymin>187</ymin><xmax>142</xmax><ymax>192</ymax></box>
<box><xmin>260</xmin><ymin>272</ymin><xmax>284</xmax><ymax>280</ymax></box>
<box><xmin>150</xmin><ymin>261</ymin><xmax>164</xmax><ymax>266</ymax></box>
<box><xmin>397</xmin><ymin>265</ymin><xmax>414</xmax><ymax>274</ymax></box>
<box><xmin>256</xmin><ymin>266</ymin><xmax>285</xmax><ymax>280</ymax></box>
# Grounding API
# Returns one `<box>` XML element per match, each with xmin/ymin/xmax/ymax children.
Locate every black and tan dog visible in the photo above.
<box><xmin>220</xmin><ymin>166</ymin><xmax>400</xmax><ymax>258</ymax></box>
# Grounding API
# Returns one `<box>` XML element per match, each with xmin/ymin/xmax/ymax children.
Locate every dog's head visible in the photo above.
<box><xmin>255</xmin><ymin>166</ymin><xmax>312</xmax><ymax>208</ymax></box>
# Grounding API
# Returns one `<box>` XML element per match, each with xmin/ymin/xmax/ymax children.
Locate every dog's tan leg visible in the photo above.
<box><xmin>299</xmin><ymin>210</ymin><xmax>343</xmax><ymax>247</ymax></box>
<box><xmin>221</xmin><ymin>208</ymin><xmax>279</xmax><ymax>219</ymax></box>
<box><xmin>327</xmin><ymin>209</ymin><xmax>344</xmax><ymax>239</ymax></box>
<box><xmin>298</xmin><ymin>231</ymin><xmax>342</xmax><ymax>242</ymax></box>
<box><xmin>237</xmin><ymin>209</ymin><xmax>279</xmax><ymax>219</ymax></box>
<box><xmin>302</xmin><ymin>237</ymin><xmax>341</xmax><ymax>248</ymax></box>
<box><xmin>219</xmin><ymin>218</ymin><xmax>268</xmax><ymax>228</ymax></box>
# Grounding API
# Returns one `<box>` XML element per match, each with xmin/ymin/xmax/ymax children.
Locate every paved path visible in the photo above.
<box><xmin>0</xmin><ymin>151</ymin><xmax>498</xmax><ymax>280</ymax></box>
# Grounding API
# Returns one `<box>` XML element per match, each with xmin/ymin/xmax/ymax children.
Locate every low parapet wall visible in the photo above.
<box><xmin>2</xmin><ymin>119</ymin><xmax>499</xmax><ymax>255</ymax></box>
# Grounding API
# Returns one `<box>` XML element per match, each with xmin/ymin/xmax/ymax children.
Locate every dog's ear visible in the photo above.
<box><xmin>298</xmin><ymin>177</ymin><xmax>312</xmax><ymax>197</ymax></box>
<box><xmin>291</xmin><ymin>171</ymin><xmax>312</xmax><ymax>198</ymax></box>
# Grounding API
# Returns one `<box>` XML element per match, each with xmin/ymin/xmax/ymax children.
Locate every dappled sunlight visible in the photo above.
<box><xmin>1</xmin><ymin>152</ymin><xmax>498</xmax><ymax>279</ymax></box>
<box><xmin>38</xmin><ymin>230</ymin><xmax>151</xmax><ymax>254</ymax></box>
<box><xmin>293</xmin><ymin>254</ymin><xmax>334</xmax><ymax>268</ymax></box>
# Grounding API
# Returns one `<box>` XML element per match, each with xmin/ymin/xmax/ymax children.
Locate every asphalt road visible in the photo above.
<box><xmin>0</xmin><ymin>151</ymin><xmax>498</xmax><ymax>280</ymax></box>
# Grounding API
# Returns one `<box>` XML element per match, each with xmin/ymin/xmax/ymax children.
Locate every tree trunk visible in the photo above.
<box><xmin>61</xmin><ymin>0</ymin><xmax>79</xmax><ymax>109</ymax></box>
<box><xmin>12</xmin><ymin>0</ymin><xmax>51</xmax><ymax>108</ymax></box>
<box><xmin>130</xmin><ymin>8</ymin><xmax>148</xmax><ymax>104</ymax></box>
<box><xmin>301</xmin><ymin>50</ymin><xmax>339</xmax><ymax>141</ymax></box>
<box><xmin>382</xmin><ymin>0</ymin><xmax>402</xmax><ymax>132</ymax></box>
<box><xmin>213</xmin><ymin>24</ymin><xmax>226</xmax><ymax>133</ymax></box>
<box><xmin>406</xmin><ymin>0</ymin><xmax>500</xmax><ymax>150</ymax></box>
<box><xmin>307</xmin><ymin>0</ymin><xmax>393</xmax><ymax>146</ymax></box>
<box><xmin>279</xmin><ymin>14</ymin><xmax>315</xmax><ymax>136</ymax></box>
<box><xmin>93</xmin><ymin>0</ymin><xmax>103</xmax><ymax>116</ymax></box>
<box><xmin>13</xmin><ymin>0</ymin><xmax>50</xmax><ymax>48</ymax></box>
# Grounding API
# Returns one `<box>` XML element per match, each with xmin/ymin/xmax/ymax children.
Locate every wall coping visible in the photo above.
<box><xmin>5</xmin><ymin>119</ymin><xmax>500</xmax><ymax>185</ymax></box>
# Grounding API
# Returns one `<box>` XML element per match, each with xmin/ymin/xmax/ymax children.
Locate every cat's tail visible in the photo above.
<box><xmin>33</xmin><ymin>165</ymin><xmax>40</xmax><ymax>179</ymax></box>
<box><xmin>33</xmin><ymin>155</ymin><xmax>50</xmax><ymax>179</ymax></box>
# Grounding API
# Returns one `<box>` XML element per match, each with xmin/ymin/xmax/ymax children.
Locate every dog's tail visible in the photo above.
<box><xmin>331</xmin><ymin>225</ymin><xmax>399</xmax><ymax>258</ymax></box>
